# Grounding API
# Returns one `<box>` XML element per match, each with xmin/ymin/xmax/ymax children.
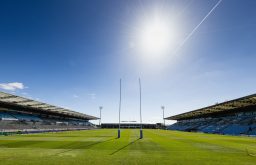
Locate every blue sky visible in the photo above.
<box><xmin>0</xmin><ymin>0</ymin><xmax>256</xmax><ymax>124</ymax></box>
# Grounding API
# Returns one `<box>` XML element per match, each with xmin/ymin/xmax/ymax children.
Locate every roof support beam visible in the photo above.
<box><xmin>13</xmin><ymin>100</ymin><xmax>33</xmax><ymax>104</ymax></box>
<box><xmin>25</xmin><ymin>103</ymin><xmax>46</xmax><ymax>106</ymax></box>
<box><xmin>0</xmin><ymin>95</ymin><xmax>17</xmax><ymax>99</ymax></box>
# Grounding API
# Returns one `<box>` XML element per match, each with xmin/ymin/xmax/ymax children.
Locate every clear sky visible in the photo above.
<box><xmin>1</xmin><ymin>0</ymin><xmax>256</xmax><ymax>124</ymax></box>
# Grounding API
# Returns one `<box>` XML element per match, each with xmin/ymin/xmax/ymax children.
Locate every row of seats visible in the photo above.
<box><xmin>0</xmin><ymin>112</ymin><xmax>18</xmax><ymax>121</ymax></box>
<box><xmin>0</xmin><ymin>111</ymin><xmax>93</xmax><ymax>128</ymax></box>
<box><xmin>0</xmin><ymin>120</ymin><xmax>94</xmax><ymax>130</ymax></box>
<box><xmin>10</xmin><ymin>113</ymin><xmax>42</xmax><ymax>122</ymax></box>
<box><xmin>168</xmin><ymin>115</ymin><xmax>256</xmax><ymax>136</ymax></box>
<box><xmin>0</xmin><ymin>112</ymin><xmax>41</xmax><ymax>121</ymax></box>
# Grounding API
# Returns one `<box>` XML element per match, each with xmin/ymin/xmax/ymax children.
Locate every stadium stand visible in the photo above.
<box><xmin>166</xmin><ymin>94</ymin><xmax>256</xmax><ymax>136</ymax></box>
<box><xmin>0</xmin><ymin>91</ymin><xmax>98</xmax><ymax>134</ymax></box>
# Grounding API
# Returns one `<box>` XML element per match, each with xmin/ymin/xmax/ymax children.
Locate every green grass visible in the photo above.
<box><xmin>0</xmin><ymin>129</ymin><xmax>256</xmax><ymax>164</ymax></box>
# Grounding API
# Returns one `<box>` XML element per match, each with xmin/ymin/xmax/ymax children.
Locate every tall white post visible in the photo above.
<box><xmin>99</xmin><ymin>106</ymin><xmax>103</xmax><ymax>127</ymax></box>
<box><xmin>139</xmin><ymin>78</ymin><xmax>143</xmax><ymax>139</ymax></box>
<box><xmin>118</xmin><ymin>79</ymin><xmax>121</xmax><ymax>138</ymax></box>
<box><xmin>161</xmin><ymin>106</ymin><xmax>165</xmax><ymax>129</ymax></box>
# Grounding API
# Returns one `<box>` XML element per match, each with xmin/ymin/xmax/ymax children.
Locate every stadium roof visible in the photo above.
<box><xmin>165</xmin><ymin>93</ymin><xmax>256</xmax><ymax>120</ymax></box>
<box><xmin>0</xmin><ymin>91</ymin><xmax>98</xmax><ymax>120</ymax></box>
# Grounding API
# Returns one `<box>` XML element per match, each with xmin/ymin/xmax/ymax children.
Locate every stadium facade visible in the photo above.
<box><xmin>166</xmin><ymin>94</ymin><xmax>256</xmax><ymax>136</ymax></box>
<box><xmin>101</xmin><ymin>123</ymin><xmax>157</xmax><ymax>129</ymax></box>
<box><xmin>0</xmin><ymin>91</ymin><xmax>98</xmax><ymax>134</ymax></box>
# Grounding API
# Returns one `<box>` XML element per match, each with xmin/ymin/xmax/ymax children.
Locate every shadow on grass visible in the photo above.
<box><xmin>0</xmin><ymin>138</ymin><xmax>116</xmax><ymax>161</ymax></box>
<box><xmin>110</xmin><ymin>138</ymin><xmax>140</xmax><ymax>155</ymax></box>
<box><xmin>54</xmin><ymin>138</ymin><xmax>115</xmax><ymax>156</ymax></box>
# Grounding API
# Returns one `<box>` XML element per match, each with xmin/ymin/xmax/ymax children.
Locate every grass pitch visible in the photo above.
<box><xmin>0</xmin><ymin>129</ymin><xmax>255</xmax><ymax>165</ymax></box>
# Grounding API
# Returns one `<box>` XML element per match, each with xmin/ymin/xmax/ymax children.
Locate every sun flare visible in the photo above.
<box><xmin>135</xmin><ymin>14</ymin><xmax>176</xmax><ymax>59</ymax></box>
<box><xmin>139</xmin><ymin>20</ymin><xmax>171</xmax><ymax>54</ymax></box>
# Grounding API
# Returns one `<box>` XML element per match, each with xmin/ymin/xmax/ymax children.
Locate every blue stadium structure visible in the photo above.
<box><xmin>166</xmin><ymin>94</ymin><xmax>256</xmax><ymax>136</ymax></box>
<box><xmin>0</xmin><ymin>91</ymin><xmax>98</xmax><ymax>134</ymax></box>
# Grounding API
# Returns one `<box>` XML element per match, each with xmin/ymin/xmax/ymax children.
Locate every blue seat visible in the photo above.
<box><xmin>11</xmin><ymin>113</ymin><xmax>42</xmax><ymax>122</ymax></box>
<box><xmin>0</xmin><ymin>112</ymin><xmax>17</xmax><ymax>120</ymax></box>
<box><xmin>221</xmin><ymin>124</ymin><xmax>249</xmax><ymax>135</ymax></box>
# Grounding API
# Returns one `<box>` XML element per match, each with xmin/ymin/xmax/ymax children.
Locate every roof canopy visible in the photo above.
<box><xmin>0</xmin><ymin>91</ymin><xmax>98</xmax><ymax>120</ymax></box>
<box><xmin>165</xmin><ymin>94</ymin><xmax>256</xmax><ymax>120</ymax></box>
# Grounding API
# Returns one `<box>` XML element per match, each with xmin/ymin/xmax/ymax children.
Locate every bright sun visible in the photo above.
<box><xmin>136</xmin><ymin>15</ymin><xmax>175</xmax><ymax>58</ymax></box>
